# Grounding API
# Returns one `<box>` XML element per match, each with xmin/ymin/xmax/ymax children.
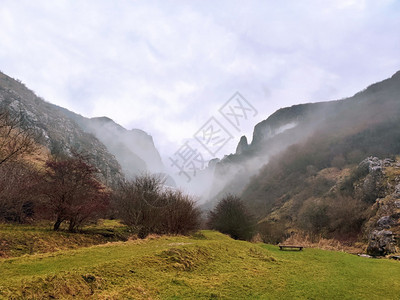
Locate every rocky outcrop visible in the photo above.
<box><xmin>376</xmin><ymin>216</ymin><xmax>396</xmax><ymax>230</ymax></box>
<box><xmin>359</xmin><ymin>157</ymin><xmax>400</xmax><ymax>255</ymax></box>
<box><xmin>235</xmin><ymin>136</ymin><xmax>249</xmax><ymax>155</ymax></box>
<box><xmin>367</xmin><ymin>230</ymin><xmax>396</xmax><ymax>256</ymax></box>
<box><xmin>354</xmin><ymin>157</ymin><xmax>386</xmax><ymax>203</ymax></box>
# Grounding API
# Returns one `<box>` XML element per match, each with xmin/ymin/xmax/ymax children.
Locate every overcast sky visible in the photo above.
<box><xmin>1</xmin><ymin>0</ymin><xmax>400</xmax><ymax>164</ymax></box>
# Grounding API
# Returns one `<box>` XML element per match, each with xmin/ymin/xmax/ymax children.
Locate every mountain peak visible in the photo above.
<box><xmin>236</xmin><ymin>136</ymin><xmax>249</xmax><ymax>155</ymax></box>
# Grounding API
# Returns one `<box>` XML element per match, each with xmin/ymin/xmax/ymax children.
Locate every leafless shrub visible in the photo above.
<box><xmin>115</xmin><ymin>174</ymin><xmax>201</xmax><ymax>238</ymax></box>
<box><xmin>0</xmin><ymin>107</ymin><xmax>40</xmax><ymax>166</ymax></box>
<box><xmin>0</xmin><ymin>162</ymin><xmax>41</xmax><ymax>223</ymax></box>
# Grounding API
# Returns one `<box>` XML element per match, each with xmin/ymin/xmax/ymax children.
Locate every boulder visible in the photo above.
<box><xmin>383</xmin><ymin>158</ymin><xmax>395</xmax><ymax>167</ymax></box>
<box><xmin>367</xmin><ymin>230</ymin><xmax>396</xmax><ymax>256</ymax></box>
<box><xmin>376</xmin><ymin>216</ymin><xmax>395</xmax><ymax>229</ymax></box>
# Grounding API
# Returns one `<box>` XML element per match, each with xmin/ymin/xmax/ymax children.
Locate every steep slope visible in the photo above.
<box><xmin>0</xmin><ymin>71</ymin><xmax>164</xmax><ymax>183</ymax></box>
<box><xmin>209</xmin><ymin>70</ymin><xmax>400</xmax><ymax>203</ymax></box>
<box><xmin>57</xmin><ymin>108</ymin><xmax>164</xmax><ymax>178</ymax></box>
<box><xmin>0</xmin><ymin>72</ymin><xmax>124</xmax><ymax>186</ymax></box>
<box><xmin>205</xmin><ymin>71</ymin><xmax>400</xmax><ymax>249</ymax></box>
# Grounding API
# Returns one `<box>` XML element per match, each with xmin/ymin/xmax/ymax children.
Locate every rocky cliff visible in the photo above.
<box><xmin>208</xmin><ymin>70</ymin><xmax>400</xmax><ymax>204</ymax></box>
<box><xmin>57</xmin><ymin>108</ymin><xmax>164</xmax><ymax>178</ymax></box>
<box><xmin>0</xmin><ymin>71</ymin><xmax>163</xmax><ymax>186</ymax></box>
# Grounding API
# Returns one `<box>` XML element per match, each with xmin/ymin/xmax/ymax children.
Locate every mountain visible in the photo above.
<box><xmin>210</xmin><ymin>70</ymin><xmax>400</xmax><ymax>201</ymax></box>
<box><xmin>0</xmin><ymin>71</ymin><xmax>163</xmax><ymax>185</ymax></box>
<box><xmin>207</xmin><ymin>70</ymin><xmax>400</xmax><ymax>251</ymax></box>
<box><xmin>56</xmin><ymin>107</ymin><xmax>164</xmax><ymax>178</ymax></box>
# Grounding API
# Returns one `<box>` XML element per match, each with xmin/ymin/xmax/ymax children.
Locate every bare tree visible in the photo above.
<box><xmin>115</xmin><ymin>174</ymin><xmax>165</xmax><ymax>237</ymax></box>
<box><xmin>0</xmin><ymin>162</ymin><xmax>41</xmax><ymax>223</ymax></box>
<box><xmin>0</xmin><ymin>107</ymin><xmax>39</xmax><ymax>166</ymax></box>
<box><xmin>115</xmin><ymin>174</ymin><xmax>201</xmax><ymax>238</ymax></box>
<box><xmin>161</xmin><ymin>189</ymin><xmax>201</xmax><ymax>235</ymax></box>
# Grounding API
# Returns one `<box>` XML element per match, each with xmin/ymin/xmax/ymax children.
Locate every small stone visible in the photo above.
<box><xmin>358</xmin><ymin>254</ymin><xmax>373</xmax><ymax>258</ymax></box>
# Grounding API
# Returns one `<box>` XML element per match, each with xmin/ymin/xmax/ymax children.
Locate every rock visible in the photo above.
<box><xmin>208</xmin><ymin>158</ymin><xmax>220</xmax><ymax>168</ymax></box>
<box><xmin>235</xmin><ymin>136</ymin><xmax>249</xmax><ymax>155</ymax></box>
<box><xmin>376</xmin><ymin>216</ymin><xmax>395</xmax><ymax>229</ymax></box>
<box><xmin>394</xmin><ymin>184</ymin><xmax>400</xmax><ymax>199</ymax></box>
<box><xmin>395</xmin><ymin>201</ymin><xmax>400</xmax><ymax>209</ymax></box>
<box><xmin>367</xmin><ymin>230</ymin><xmax>396</xmax><ymax>256</ymax></box>
<box><xmin>358</xmin><ymin>254</ymin><xmax>373</xmax><ymax>258</ymax></box>
<box><xmin>359</xmin><ymin>157</ymin><xmax>384</xmax><ymax>174</ymax></box>
<box><xmin>383</xmin><ymin>158</ymin><xmax>395</xmax><ymax>167</ymax></box>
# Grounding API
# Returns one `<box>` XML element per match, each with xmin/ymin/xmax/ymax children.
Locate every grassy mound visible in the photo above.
<box><xmin>0</xmin><ymin>230</ymin><xmax>399</xmax><ymax>299</ymax></box>
<box><xmin>0</xmin><ymin>220</ymin><xmax>130</xmax><ymax>258</ymax></box>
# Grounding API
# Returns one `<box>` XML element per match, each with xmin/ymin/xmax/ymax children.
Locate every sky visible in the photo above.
<box><xmin>1</xmin><ymin>0</ymin><xmax>400</xmax><ymax>165</ymax></box>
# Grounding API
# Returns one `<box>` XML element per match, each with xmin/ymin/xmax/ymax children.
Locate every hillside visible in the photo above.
<box><xmin>209</xmin><ymin>71</ymin><xmax>400</xmax><ymax>202</ymax></box>
<box><xmin>1</xmin><ymin>229</ymin><xmax>400</xmax><ymax>299</ymax></box>
<box><xmin>57</xmin><ymin>108</ymin><xmax>164</xmax><ymax>177</ymax></box>
<box><xmin>0</xmin><ymin>72</ymin><xmax>164</xmax><ymax>184</ymax></box>
<box><xmin>204</xmin><ymin>71</ymin><xmax>400</xmax><ymax>252</ymax></box>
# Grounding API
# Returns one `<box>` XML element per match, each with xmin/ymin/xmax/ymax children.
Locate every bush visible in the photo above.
<box><xmin>257</xmin><ymin>220</ymin><xmax>287</xmax><ymax>244</ymax></box>
<box><xmin>115</xmin><ymin>174</ymin><xmax>201</xmax><ymax>237</ymax></box>
<box><xmin>207</xmin><ymin>194</ymin><xmax>256</xmax><ymax>241</ymax></box>
<box><xmin>326</xmin><ymin>196</ymin><xmax>368</xmax><ymax>236</ymax></box>
<box><xmin>298</xmin><ymin>198</ymin><xmax>329</xmax><ymax>236</ymax></box>
<box><xmin>161</xmin><ymin>190</ymin><xmax>201</xmax><ymax>235</ymax></box>
<box><xmin>0</xmin><ymin>162</ymin><xmax>41</xmax><ymax>223</ymax></box>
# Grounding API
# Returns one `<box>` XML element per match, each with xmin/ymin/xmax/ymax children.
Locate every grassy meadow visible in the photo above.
<box><xmin>1</xmin><ymin>224</ymin><xmax>400</xmax><ymax>299</ymax></box>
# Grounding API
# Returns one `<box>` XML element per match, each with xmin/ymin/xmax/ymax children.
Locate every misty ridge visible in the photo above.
<box><xmin>205</xmin><ymin>71</ymin><xmax>400</xmax><ymax>205</ymax></box>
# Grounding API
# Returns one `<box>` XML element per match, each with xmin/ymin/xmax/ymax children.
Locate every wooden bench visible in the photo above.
<box><xmin>278</xmin><ymin>244</ymin><xmax>304</xmax><ymax>251</ymax></box>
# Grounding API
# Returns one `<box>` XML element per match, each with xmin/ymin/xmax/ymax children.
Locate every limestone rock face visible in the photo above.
<box><xmin>377</xmin><ymin>216</ymin><xmax>396</xmax><ymax>230</ymax></box>
<box><xmin>354</xmin><ymin>157</ymin><xmax>386</xmax><ymax>203</ymax></box>
<box><xmin>367</xmin><ymin>230</ymin><xmax>396</xmax><ymax>256</ymax></box>
<box><xmin>359</xmin><ymin>156</ymin><xmax>400</xmax><ymax>255</ymax></box>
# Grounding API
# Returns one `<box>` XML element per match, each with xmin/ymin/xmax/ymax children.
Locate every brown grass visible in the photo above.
<box><xmin>282</xmin><ymin>232</ymin><xmax>366</xmax><ymax>254</ymax></box>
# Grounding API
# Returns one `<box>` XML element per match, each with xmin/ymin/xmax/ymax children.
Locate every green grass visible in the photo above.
<box><xmin>0</xmin><ymin>220</ymin><xmax>131</xmax><ymax>258</ymax></box>
<box><xmin>0</xmin><ymin>230</ymin><xmax>399</xmax><ymax>299</ymax></box>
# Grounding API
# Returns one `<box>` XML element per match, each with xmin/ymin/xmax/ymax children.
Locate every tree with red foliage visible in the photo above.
<box><xmin>41</xmin><ymin>153</ymin><xmax>109</xmax><ymax>232</ymax></box>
